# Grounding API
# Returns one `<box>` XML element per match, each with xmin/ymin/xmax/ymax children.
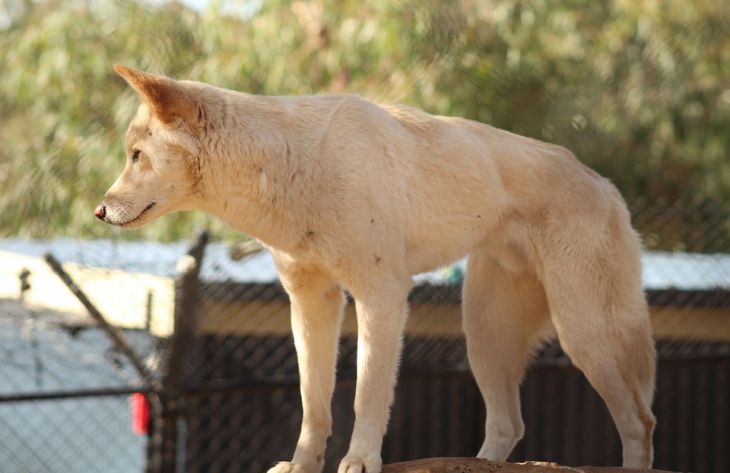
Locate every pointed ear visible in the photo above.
<box><xmin>114</xmin><ymin>64</ymin><xmax>197</xmax><ymax>125</ymax></box>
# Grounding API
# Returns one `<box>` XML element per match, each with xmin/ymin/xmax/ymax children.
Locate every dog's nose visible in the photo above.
<box><xmin>94</xmin><ymin>205</ymin><xmax>106</xmax><ymax>220</ymax></box>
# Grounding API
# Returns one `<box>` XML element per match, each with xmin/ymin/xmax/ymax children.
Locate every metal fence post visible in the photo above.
<box><xmin>44</xmin><ymin>253</ymin><xmax>157</xmax><ymax>384</ymax></box>
<box><xmin>148</xmin><ymin>231</ymin><xmax>209</xmax><ymax>473</ymax></box>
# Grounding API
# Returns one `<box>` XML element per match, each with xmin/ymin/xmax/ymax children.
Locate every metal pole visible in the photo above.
<box><xmin>43</xmin><ymin>252</ymin><xmax>157</xmax><ymax>386</ymax></box>
<box><xmin>0</xmin><ymin>386</ymin><xmax>155</xmax><ymax>403</ymax></box>
<box><xmin>149</xmin><ymin>231</ymin><xmax>209</xmax><ymax>473</ymax></box>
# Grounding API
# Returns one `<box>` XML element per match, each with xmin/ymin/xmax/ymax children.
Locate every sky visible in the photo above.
<box><xmin>175</xmin><ymin>0</ymin><xmax>261</xmax><ymax>17</ymax></box>
<box><xmin>178</xmin><ymin>0</ymin><xmax>207</xmax><ymax>9</ymax></box>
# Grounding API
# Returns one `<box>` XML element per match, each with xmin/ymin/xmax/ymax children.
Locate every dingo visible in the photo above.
<box><xmin>98</xmin><ymin>65</ymin><xmax>656</xmax><ymax>472</ymax></box>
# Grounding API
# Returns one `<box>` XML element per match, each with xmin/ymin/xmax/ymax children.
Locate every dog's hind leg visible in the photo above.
<box><xmin>463</xmin><ymin>251</ymin><xmax>550</xmax><ymax>461</ymax></box>
<box><xmin>541</xmin><ymin>253</ymin><xmax>656</xmax><ymax>469</ymax></box>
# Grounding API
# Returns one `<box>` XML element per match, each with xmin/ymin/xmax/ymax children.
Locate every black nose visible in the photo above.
<box><xmin>95</xmin><ymin>205</ymin><xmax>106</xmax><ymax>220</ymax></box>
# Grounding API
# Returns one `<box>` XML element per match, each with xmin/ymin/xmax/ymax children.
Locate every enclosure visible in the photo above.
<box><xmin>1</xmin><ymin>197</ymin><xmax>729</xmax><ymax>473</ymax></box>
<box><xmin>1</xmin><ymin>0</ymin><xmax>729</xmax><ymax>472</ymax></box>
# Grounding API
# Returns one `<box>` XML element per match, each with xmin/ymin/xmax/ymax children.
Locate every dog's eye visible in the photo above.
<box><xmin>131</xmin><ymin>150</ymin><xmax>140</xmax><ymax>163</ymax></box>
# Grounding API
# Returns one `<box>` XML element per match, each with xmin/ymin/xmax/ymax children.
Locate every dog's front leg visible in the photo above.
<box><xmin>338</xmin><ymin>281</ymin><xmax>410</xmax><ymax>473</ymax></box>
<box><xmin>268</xmin><ymin>263</ymin><xmax>346</xmax><ymax>473</ymax></box>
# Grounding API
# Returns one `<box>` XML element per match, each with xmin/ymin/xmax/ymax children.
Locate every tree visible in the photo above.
<box><xmin>0</xmin><ymin>0</ymin><xmax>727</xmax><ymax>248</ymax></box>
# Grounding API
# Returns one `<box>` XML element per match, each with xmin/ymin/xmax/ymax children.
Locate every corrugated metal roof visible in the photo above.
<box><xmin>1</xmin><ymin>238</ymin><xmax>728</xmax><ymax>290</ymax></box>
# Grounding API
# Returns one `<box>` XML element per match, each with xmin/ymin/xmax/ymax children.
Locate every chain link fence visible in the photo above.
<box><xmin>0</xmin><ymin>198</ymin><xmax>728</xmax><ymax>473</ymax></box>
<box><xmin>1</xmin><ymin>1</ymin><xmax>729</xmax><ymax>472</ymax></box>
<box><xmin>0</xmin><ymin>300</ymin><xmax>151</xmax><ymax>473</ymax></box>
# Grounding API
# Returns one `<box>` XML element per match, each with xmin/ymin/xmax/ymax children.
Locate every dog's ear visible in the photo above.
<box><xmin>114</xmin><ymin>65</ymin><xmax>197</xmax><ymax>125</ymax></box>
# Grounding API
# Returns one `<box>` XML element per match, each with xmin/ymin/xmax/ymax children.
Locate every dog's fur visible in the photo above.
<box><xmin>100</xmin><ymin>65</ymin><xmax>656</xmax><ymax>472</ymax></box>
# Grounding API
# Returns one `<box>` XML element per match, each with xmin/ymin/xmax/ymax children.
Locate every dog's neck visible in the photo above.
<box><xmin>195</xmin><ymin>96</ymin><xmax>310</xmax><ymax>252</ymax></box>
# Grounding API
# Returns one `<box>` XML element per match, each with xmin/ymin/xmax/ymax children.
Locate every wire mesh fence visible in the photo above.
<box><xmin>0</xmin><ymin>300</ymin><xmax>151</xmax><ymax>473</ymax></box>
<box><xmin>1</xmin><ymin>1</ymin><xmax>729</xmax><ymax>472</ymax></box>
<box><xmin>0</xmin><ymin>198</ymin><xmax>728</xmax><ymax>473</ymax></box>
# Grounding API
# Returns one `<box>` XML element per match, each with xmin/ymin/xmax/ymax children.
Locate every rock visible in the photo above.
<box><xmin>382</xmin><ymin>458</ymin><xmax>676</xmax><ymax>473</ymax></box>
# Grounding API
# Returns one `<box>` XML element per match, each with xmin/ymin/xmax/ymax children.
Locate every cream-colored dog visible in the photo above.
<box><xmin>98</xmin><ymin>66</ymin><xmax>656</xmax><ymax>472</ymax></box>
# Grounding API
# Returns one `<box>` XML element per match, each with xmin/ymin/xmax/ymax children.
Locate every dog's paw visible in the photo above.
<box><xmin>337</xmin><ymin>454</ymin><xmax>382</xmax><ymax>473</ymax></box>
<box><xmin>267</xmin><ymin>461</ymin><xmax>317</xmax><ymax>473</ymax></box>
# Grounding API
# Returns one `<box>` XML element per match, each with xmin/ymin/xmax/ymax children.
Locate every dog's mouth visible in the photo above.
<box><xmin>101</xmin><ymin>202</ymin><xmax>157</xmax><ymax>227</ymax></box>
<box><xmin>124</xmin><ymin>202</ymin><xmax>156</xmax><ymax>226</ymax></box>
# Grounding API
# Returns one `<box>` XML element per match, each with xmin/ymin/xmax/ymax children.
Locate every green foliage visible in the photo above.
<box><xmin>0</xmin><ymin>0</ymin><xmax>728</xmax><ymax>243</ymax></box>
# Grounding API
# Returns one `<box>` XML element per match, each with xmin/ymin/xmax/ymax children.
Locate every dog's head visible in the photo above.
<box><xmin>95</xmin><ymin>65</ymin><xmax>204</xmax><ymax>228</ymax></box>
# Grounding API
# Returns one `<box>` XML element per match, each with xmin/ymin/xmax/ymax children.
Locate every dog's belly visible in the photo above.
<box><xmin>404</xmin><ymin>222</ymin><xmax>494</xmax><ymax>276</ymax></box>
<box><xmin>403</xmin><ymin>207</ymin><xmax>535</xmax><ymax>278</ymax></box>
